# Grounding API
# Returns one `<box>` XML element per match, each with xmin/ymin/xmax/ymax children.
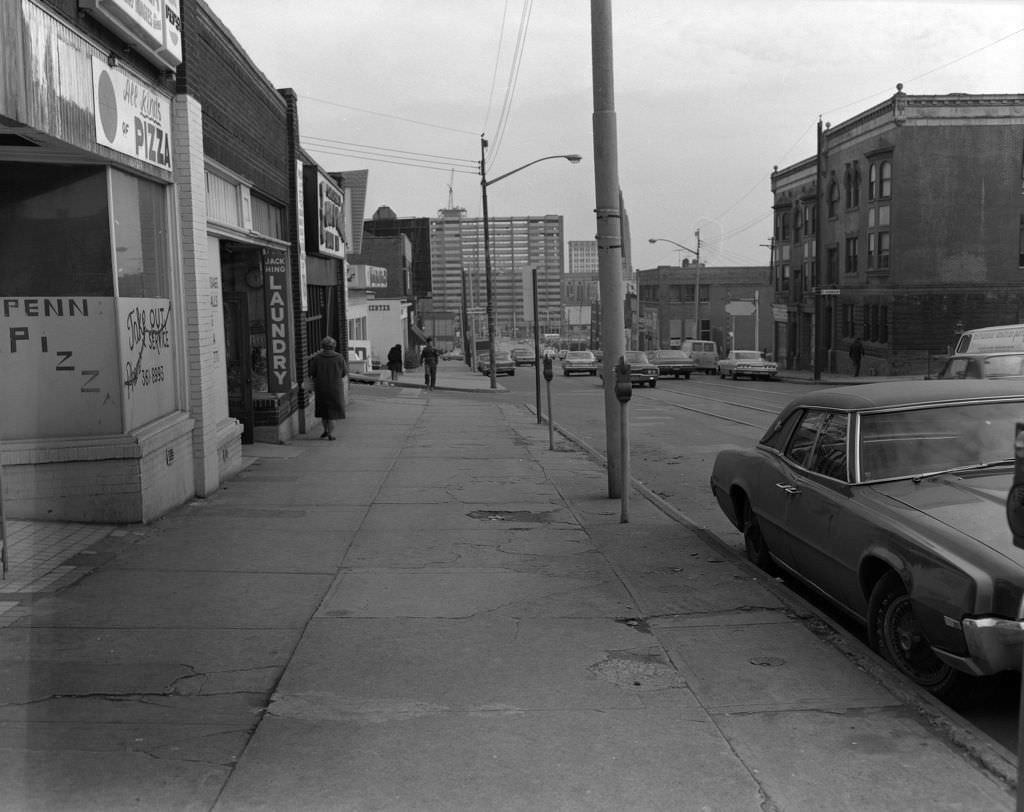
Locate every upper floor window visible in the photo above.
<box><xmin>1019</xmin><ymin>214</ymin><xmax>1024</xmax><ymax>268</ymax></box>
<box><xmin>851</xmin><ymin>162</ymin><xmax>861</xmax><ymax>208</ymax></box>
<box><xmin>668</xmin><ymin>284</ymin><xmax>683</xmax><ymax>302</ymax></box>
<box><xmin>868</xmin><ymin>163</ymin><xmax>878</xmax><ymax>200</ymax></box>
<box><xmin>879</xmin><ymin>160</ymin><xmax>892</xmax><ymax>198</ymax></box>
<box><xmin>828</xmin><ymin>179</ymin><xmax>840</xmax><ymax>218</ymax></box>
<box><xmin>878</xmin><ymin>232</ymin><xmax>890</xmax><ymax>269</ymax></box>
<box><xmin>845</xmin><ymin>236</ymin><xmax>859</xmax><ymax>274</ymax></box>
<box><xmin>780</xmin><ymin>211</ymin><xmax>791</xmax><ymax>241</ymax></box>
<box><xmin>825</xmin><ymin>246</ymin><xmax>837</xmax><ymax>283</ymax></box>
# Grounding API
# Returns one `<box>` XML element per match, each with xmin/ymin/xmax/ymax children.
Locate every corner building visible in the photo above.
<box><xmin>771</xmin><ymin>91</ymin><xmax>1024</xmax><ymax>375</ymax></box>
<box><xmin>1</xmin><ymin>0</ymin><xmax>344</xmax><ymax>522</ymax></box>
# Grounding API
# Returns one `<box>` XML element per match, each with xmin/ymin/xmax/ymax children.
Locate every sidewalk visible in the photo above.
<box><xmin>1</xmin><ymin>365</ymin><xmax>1014</xmax><ymax>810</ymax></box>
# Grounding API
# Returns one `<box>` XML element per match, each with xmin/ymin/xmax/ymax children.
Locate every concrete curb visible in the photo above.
<box><xmin>531</xmin><ymin>406</ymin><xmax>1018</xmax><ymax>795</ymax></box>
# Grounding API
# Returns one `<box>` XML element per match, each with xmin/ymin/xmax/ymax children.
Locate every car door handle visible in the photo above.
<box><xmin>775</xmin><ymin>482</ymin><xmax>801</xmax><ymax>495</ymax></box>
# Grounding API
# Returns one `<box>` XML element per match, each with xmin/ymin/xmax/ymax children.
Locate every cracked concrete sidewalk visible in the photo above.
<box><xmin>0</xmin><ymin>372</ymin><xmax>1016</xmax><ymax>811</ymax></box>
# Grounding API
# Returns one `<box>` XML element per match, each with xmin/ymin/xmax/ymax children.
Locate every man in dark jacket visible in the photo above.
<box><xmin>309</xmin><ymin>336</ymin><xmax>347</xmax><ymax>439</ymax></box>
<box><xmin>849</xmin><ymin>336</ymin><xmax>864</xmax><ymax>377</ymax></box>
<box><xmin>420</xmin><ymin>338</ymin><xmax>441</xmax><ymax>390</ymax></box>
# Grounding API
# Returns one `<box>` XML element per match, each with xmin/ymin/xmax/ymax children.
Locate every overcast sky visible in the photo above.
<box><xmin>207</xmin><ymin>0</ymin><xmax>1023</xmax><ymax>271</ymax></box>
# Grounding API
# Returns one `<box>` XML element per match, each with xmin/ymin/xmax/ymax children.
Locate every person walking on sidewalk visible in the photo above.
<box><xmin>309</xmin><ymin>336</ymin><xmax>347</xmax><ymax>439</ymax></box>
<box><xmin>849</xmin><ymin>336</ymin><xmax>864</xmax><ymax>377</ymax></box>
<box><xmin>387</xmin><ymin>344</ymin><xmax>403</xmax><ymax>384</ymax></box>
<box><xmin>420</xmin><ymin>337</ymin><xmax>441</xmax><ymax>390</ymax></box>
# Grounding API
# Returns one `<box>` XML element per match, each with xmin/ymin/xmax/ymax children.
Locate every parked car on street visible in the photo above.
<box><xmin>561</xmin><ymin>350</ymin><xmax>598</xmax><ymax>376</ymax></box>
<box><xmin>511</xmin><ymin>347</ymin><xmax>537</xmax><ymax>366</ymax></box>
<box><xmin>598</xmin><ymin>350</ymin><xmax>659</xmax><ymax>387</ymax></box>
<box><xmin>932</xmin><ymin>352</ymin><xmax>1024</xmax><ymax>380</ymax></box>
<box><xmin>710</xmin><ymin>380</ymin><xmax>1024</xmax><ymax>700</ymax></box>
<box><xmin>718</xmin><ymin>350</ymin><xmax>778</xmax><ymax>380</ymax></box>
<box><xmin>477</xmin><ymin>350</ymin><xmax>516</xmax><ymax>376</ymax></box>
<box><xmin>648</xmin><ymin>349</ymin><xmax>696</xmax><ymax>379</ymax></box>
<box><xmin>443</xmin><ymin>347</ymin><xmax>464</xmax><ymax>361</ymax></box>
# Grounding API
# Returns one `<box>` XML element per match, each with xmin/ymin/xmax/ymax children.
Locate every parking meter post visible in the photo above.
<box><xmin>1007</xmin><ymin>423</ymin><xmax>1024</xmax><ymax>812</ymax></box>
<box><xmin>543</xmin><ymin>356</ymin><xmax>554</xmax><ymax>450</ymax></box>
<box><xmin>614</xmin><ymin>357</ymin><xmax>632</xmax><ymax>523</ymax></box>
<box><xmin>533</xmin><ymin>268</ymin><xmax>543</xmax><ymax>424</ymax></box>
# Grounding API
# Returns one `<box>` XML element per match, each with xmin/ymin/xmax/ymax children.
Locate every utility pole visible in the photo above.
<box><xmin>814</xmin><ymin>117</ymin><xmax>826</xmax><ymax>381</ymax></box>
<box><xmin>591</xmin><ymin>0</ymin><xmax>625</xmax><ymax>498</ymax></box>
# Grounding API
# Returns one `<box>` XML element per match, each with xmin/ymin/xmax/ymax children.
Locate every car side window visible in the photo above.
<box><xmin>784</xmin><ymin>410</ymin><xmax>826</xmax><ymax>469</ymax></box>
<box><xmin>808</xmin><ymin>413</ymin><xmax>849</xmax><ymax>481</ymax></box>
<box><xmin>761</xmin><ymin>410</ymin><xmax>802</xmax><ymax>452</ymax></box>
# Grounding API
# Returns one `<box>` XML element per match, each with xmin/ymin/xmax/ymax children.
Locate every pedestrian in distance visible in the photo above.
<box><xmin>387</xmin><ymin>344</ymin><xmax>403</xmax><ymax>384</ymax></box>
<box><xmin>308</xmin><ymin>336</ymin><xmax>347</xmax><ymax>439</ymax></box>
<box><xmin>420</xmin><ymin>337</ymin><xmax>441</xmax><ymax>390</ymax></box>
<box><xmin>849</xmin><ymin>336</ymin><xmax>864</xmax><ymax>377</ymax></box>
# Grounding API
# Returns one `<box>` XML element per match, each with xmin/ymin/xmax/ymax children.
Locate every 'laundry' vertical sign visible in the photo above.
<box><xmin>262</xmin><ymin>248</ymin><xmax>292</xmax><ymax>393</ymax></box>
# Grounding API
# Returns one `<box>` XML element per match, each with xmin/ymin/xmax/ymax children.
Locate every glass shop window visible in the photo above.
<box><xmin>111</xmin><ymin>169</ymin><xmax>170</xmax><ymax>298</ymax></box>
<box><xmin>0</xmin><ymin>163</ymin><xmax>114</xmax><ymax>296</ymax></box>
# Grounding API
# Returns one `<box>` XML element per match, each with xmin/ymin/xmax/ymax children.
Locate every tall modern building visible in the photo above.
<box><xmin>431</xmin><ymin>208</ymin><xmax>566</xmax><ymax>344</ymax></box>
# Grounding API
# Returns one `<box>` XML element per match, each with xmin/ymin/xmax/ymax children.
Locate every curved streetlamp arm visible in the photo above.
<box><xmin>649</xmin><ymin>237</ymin><xmax>698</xmax><ymax>257</ymax></box>
<box><xmin>486</xmin><ymin>154</ymin><xmax>583</xmax><ymax>187</ymax></box>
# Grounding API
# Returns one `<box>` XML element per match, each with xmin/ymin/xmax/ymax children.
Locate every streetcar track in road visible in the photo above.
<box><xmin>657</xmin><ymin>399</ymin><xmax>765</xmax><ymax>429</ymax></box>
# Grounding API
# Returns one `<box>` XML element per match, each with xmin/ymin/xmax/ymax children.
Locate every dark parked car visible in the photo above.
<box><xmin>561</xmin><ymin>350</ymin><xmax>598</xmax><ymax>376</ymax></box>
<box><xmin>648</xmin><ymin>349</ymin><xmax>696</xmax><ymax>379</ymax></box>
<box><xmin>599</xmin><ymin>351</ymin><xmax>659</xmax><ymax>387</ymax></box>
<box><xmin>511</xmin><ymin>347</ymin><xmax>537</xmax><ymax>366</ymax></box>
<box><xmin>710</xmin><ymin>380</ymin><xmax>1024</xmax><ymax>700</ymax></box>
<box><xmin>477</xmin><ymin>350</ymin><xmax>515</xmax><ymax>376</ymax></box>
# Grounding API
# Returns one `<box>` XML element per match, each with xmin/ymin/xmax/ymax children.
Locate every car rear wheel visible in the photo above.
<box><xmin>867</xmin><ymin>572</ymin><xmax>965</xmax><ymax>700</ymax></box>
<box><xmin>742</xmin><ymin>500</ymin><xmax>776</xmax><ymax>574</ymax></box>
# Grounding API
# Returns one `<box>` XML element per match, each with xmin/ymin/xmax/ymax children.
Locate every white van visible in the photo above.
<box><xmin>954</xmin><ymin>324</ymin><xmax>1024</xmax><ymax>354</ymax></box>
<box><xmin>681</xmin><ymin>339</ymin><xmax>719</xmax><ymax>374</ymax></box>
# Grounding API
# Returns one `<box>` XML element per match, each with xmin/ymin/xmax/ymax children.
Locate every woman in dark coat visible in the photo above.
<box><xmin>387</xmin><ymin>344</ymin><xmax>403</xmax><ymax>383</ymax></box>
<box><xmin>308</xmin><ymin>336</ymin><xmax>347</xmax><ymax>439</ymax></box>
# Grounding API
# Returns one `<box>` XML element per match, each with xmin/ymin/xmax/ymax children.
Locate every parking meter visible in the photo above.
<box><xmin>542</xmin><ymin>355</ymin><xmax>554</xmax><ymax>449</ymax></box>
<box><xmin>614</xmin><ymin>357</ymin><xmax>632</xmax><ymax>403</ymax></box>
<box><xmin>1007</xmin><ymin>423</ymin><xmax>1024</xmax><ymax>549</ymax></box>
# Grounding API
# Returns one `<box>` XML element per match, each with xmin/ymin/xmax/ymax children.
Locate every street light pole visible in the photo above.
<box><xmin>649</xmin><ymin>234</ymin><xmax>700</xmax><ymax>339</ymax></box>
<box><xmin>480</xmin><ymin>136</ymin><xmax>582</xmax><ymax>390</ymax></box>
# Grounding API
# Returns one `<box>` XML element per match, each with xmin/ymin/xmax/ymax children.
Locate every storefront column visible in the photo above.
<box><xmin>173</xmin><ymin>94</ymin><xmax>243</xmax><ymax>494</ymax></box>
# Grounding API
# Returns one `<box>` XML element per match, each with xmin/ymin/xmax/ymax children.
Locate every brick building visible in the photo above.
<box><xmin>636</xmin><ymin>265</ymin><xmax>773</xmax><ymax>354</ymax></box>
<box><xmin>771</xmin><ymin>90</ymin><xmax>1024</xmax><ymax>375</ymax></box>
<box><xmin>0</xmin><ymin>0</ymin><xmax>355</xmax><ymax>522</ymax></box>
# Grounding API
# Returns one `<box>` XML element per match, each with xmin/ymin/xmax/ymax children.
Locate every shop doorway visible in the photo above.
<box><xmin>224</xmin><ymin>292</ymin><xmax>254</xmax><ymax>443</ymax></box>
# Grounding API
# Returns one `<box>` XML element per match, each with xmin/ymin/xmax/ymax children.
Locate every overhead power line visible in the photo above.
<box><xmin>302</xmin><ymin>135</ymin><xmax>476</xmax><ymax>168</ymax></box>
<box><xmin>299</xmin><ymin>94</ymin><xmax>477</xmax><ymax>136</ymax></box>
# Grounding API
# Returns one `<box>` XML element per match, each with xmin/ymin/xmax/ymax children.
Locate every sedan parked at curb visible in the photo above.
<box><xmin>477</xmin><ymin>350</ymin><xmax>515</xmax><ymax>376</ymax></box>
<box><xmin>710</xmin><ymin>380</ymin><xmax>1024</xmax><ymax>701</ymax></box>
<box><xmin>648</xmin><ymin>349</ymin><xmax>696</xmax><ymax>379</ymax></box>
<box><xmin>718</xmin><ymin>350</ymin><xmax>778</xmax><ymax>380</ymax></box>
<box><xmin>599</xmin><ymin>351</ymin><xmax>660</xmax><ymax>387</ymax></box>
<box><xmin>511</xmin><ymin>348</ymin><xmax>537</xmax><ymax>366</ymax></box>
<box><xmin>561</xmin><ymin>350</ymin><xmax>598</xmax><ymax>376</ymax></box>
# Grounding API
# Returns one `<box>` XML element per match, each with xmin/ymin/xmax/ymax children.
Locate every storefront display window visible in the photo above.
<box><xmin>112</xmin><ymin>169</ymin><xmax>170</xmax><ymax>298</ymax></box>
<box><xmin>0</xmin><ymin>162</ymin><xmax>176</xmax><ymax>439</ymax></box>
<box><xmin>1</xmin><ymin>164</ymin><xmax>113</xmax><ymax>296</ymax></box>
